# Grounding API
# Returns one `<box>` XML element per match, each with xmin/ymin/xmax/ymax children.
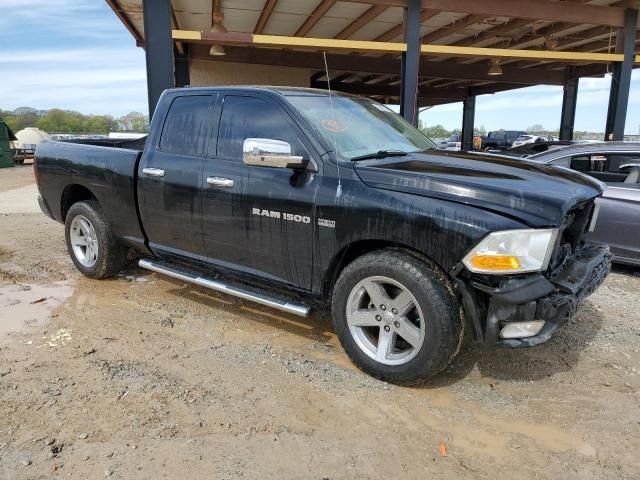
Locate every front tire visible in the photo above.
<box><xmin>332</xmin><ymin>249</ymin><xmax>462</xmax><ymax>385</ymax></box>
<box><xmin>64</xmin><ymin>201</ymin><xmax>127</xmax><ymax>279</ymax></box>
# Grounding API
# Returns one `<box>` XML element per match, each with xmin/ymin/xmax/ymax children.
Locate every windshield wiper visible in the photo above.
<box><xmin>350</xmin><ymin>150</ymin><xmax>410</xmax><ymax>162</ymax></box>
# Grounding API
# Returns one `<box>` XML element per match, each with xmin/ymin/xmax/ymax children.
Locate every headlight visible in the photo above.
<box><xmin>462</xmin><ymin>228</ymin><xmax>558</xmax><ymax>274</ymax></box>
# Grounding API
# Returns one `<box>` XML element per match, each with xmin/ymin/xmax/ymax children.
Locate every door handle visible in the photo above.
<box><xmin>206</xmin><ymin>177</ymin><xmax>234</xmax><ymax>188</ymax></box>
<box><xmin>143</xmin><ymin>167</ymin><xmax>165</xmax><ymax>177</ymax></box>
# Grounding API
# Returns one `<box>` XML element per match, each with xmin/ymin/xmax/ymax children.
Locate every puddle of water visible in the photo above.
<box><xmin>0</xmin><ymin>282</ymin><xmax>74</xmax><ymax>343</ymax></box>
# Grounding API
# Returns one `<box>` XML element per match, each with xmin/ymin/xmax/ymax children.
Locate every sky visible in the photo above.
<box><xmin>0</xmin><ymin>0</ymin><xmax>638</xmax><ymax>133</ymax></box>
<box><xmin>422</xmin><ymin>73</ymin><xmax>640</xmax><ymax>134</ymax></box>
<box><xmin>0</xmin><ymin>0</ymin><xmax>148</xmax><ymax>117</ymax></box>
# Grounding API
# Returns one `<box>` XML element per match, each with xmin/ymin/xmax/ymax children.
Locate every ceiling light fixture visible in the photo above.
<box><xmin>209</xmin><ymin>0</ymin><xmax>227</xmax><ymax>56</ymax></box>
<box><xmin>488</xmin><ymin>59</ymin><xmax>503</xmax><ymax>76</ymax></box>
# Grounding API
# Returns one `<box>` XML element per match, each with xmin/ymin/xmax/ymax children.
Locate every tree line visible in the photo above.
<box><xmin>418</xmin><ymin>122</ymin><xmax>606</xmax><ymax>140</ymax></box>
<box><xmin>0</xmin><ymin>108</ymin><xmax>149</xmax><ymax>134</ymax></box>
<box><xmin>418</xmin><ymin>122</ymin><xmax>487</xmax><ymax>139</ymax></box>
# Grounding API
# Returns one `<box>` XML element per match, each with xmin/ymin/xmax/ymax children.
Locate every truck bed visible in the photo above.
<box><xmin>35</xmin><ymin>140</ymin><xmax>147</xmax><ymax>250</ymax></box>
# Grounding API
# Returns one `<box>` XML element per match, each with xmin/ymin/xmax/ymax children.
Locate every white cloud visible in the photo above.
<box><xmin>0</xmin><ymin>1</ymin><xmax>148</xmax><ymax>116</ymax></box>
<box><xmin>0</xmin><ymin>1</ymin><xmax>119</xmax><ymax>39</ymax></box>
<box><xmin>0</xmin><ymin>48</ymin><xmax>138</xmax><ymax>64</ymax></box>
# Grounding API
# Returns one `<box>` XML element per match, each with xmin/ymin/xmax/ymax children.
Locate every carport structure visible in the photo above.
<box><xmin>107</xmin><ymin>0</ymin><xmax>640</xmax><ymax>147</ymax></box>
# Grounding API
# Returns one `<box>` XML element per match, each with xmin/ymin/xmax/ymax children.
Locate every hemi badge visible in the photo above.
<box><xmin>318</xmin><ymin>218</ymin><xmax>335</xmax><ymax>228</ymax></box>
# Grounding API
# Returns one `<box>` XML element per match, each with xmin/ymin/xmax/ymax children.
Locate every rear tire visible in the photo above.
<box><xmin>332</xmin><ymin>249</ymin><xmax>462</xmax><ymax>385</ymax></box>
<box><xmin>64</xmin><ymin>201</ymin><xmax>127</xmax><ymax>279</ymax></box>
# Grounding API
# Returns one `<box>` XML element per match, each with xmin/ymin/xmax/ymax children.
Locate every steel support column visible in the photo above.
<box><xmin>400</xmin><ymin>0</ymin><xmax>421</xmax><ymax>126</ymax></box>
<box><xmin>604</xmin><ymin>8</ymin><xmax>637</xmax><ymax>141</ymax></box>
<box><xmin>559</xmin><ymin>78</ymin><xmax>578</xmax><ymax>141</ymax></box>
<box><xmin>461</xmin><ymin>94</ymin><xmax>476</xmax><ymax>151</ymax></box>
<box><xmin>142</xmin><ymin>0</ymin><xmax>174</xmax><ymax>118</ymax></box>
<box><xmin>174</xmin><ymin>45</ymin><xmax>191</xmax><ymax>88</ymax></box>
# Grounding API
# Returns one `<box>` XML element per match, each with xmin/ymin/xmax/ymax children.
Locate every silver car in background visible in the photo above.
<box><xmin>529</xmin><ymin>142</ymin><xmax>640</xmax><ymax>266</ymax></box>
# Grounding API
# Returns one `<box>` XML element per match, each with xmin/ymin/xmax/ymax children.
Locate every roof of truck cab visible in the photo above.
<box><xmin>165</xmin><ymin>86</ymin><xmax>344</xmax><ymax>97</ymax></box>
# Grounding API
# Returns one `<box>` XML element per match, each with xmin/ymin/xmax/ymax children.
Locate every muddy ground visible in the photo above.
<box><xmin>0</xmin><ymin>166</ymin><xmax>639</xmax><ymax>479</ymax></box>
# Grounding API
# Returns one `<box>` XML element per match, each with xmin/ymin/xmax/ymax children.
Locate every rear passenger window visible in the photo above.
<box><xmin>217</xmin><ymin>96</ymin><xmax>306</xmax><ymax>160</ymax></box>
<box><xmin>160</xmin><ymin>96</ymin><xmax>211</xmax><ymax>156</ymax></box>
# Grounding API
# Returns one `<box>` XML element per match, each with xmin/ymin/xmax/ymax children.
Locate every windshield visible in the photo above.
<box><xmin>286</xmin><ymin>95</ymin><xmax>436</xmax><ymax>160</ymax></box>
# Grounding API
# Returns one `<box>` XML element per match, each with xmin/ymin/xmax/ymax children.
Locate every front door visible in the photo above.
<box><xmin>202</xmin><ymin>93</ymin><xmax>319</xmax><ymax>289</ymax></box>
<box><xmin>138</xmin><ymin>94</ymin><xmax>215</xmax><ymax>260</ymax></box>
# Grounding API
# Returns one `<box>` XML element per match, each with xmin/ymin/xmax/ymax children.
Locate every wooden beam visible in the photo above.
<box><xmin>310</xmin><ymin>79</ymin><xmax>537</xmax><ymax>103</ymax></box>
<box><xmin>254</xmin><ymin>33</ymin><xmax>407</xmax><ymax>52</ymax></box>
<box><xmin>421</xmin><ymin>14</ymin><xmax>488</xmax><ymax>45</ymax></box>
<box><xmin>501</xmin><ymin>33</ymin><xmax>640</xmax><ymax>71</ymax></box>
<box><xmin>170</xmin><ymin>2</ymin><xmax>184</xmax><ymax>55</ymax></box>
<box><xmin>375</xmin><ymin>9</ymin><xmax>438</xmax><ymax>42</ymax></box>
<box><xmin>254</xmin><ymin>0</ymin><xmax>278</xmax><ymax>34</ymax></box>
<box><xmin>173</xmin><ymin>30</ymin><xmax>629</xmax><ymax>63</ymax></box>
<box><xmin>188</xmin><ymin>44</ymin><xmax>573</xmax><ymax>85</ymax></box>
<box><xmin>420</xmin><ymin>44</ymin><xmax>624</xmax><ymax>63</ymax></box>
<box><xmin>453</xmin><ymin>1</ymin><xmax>593</xmax><ymax>65</ymax></box>
<box><xmin>311</xmin><ymin>80</ymin><xmax>469</xmax><ymax>99</ymax></box>
<box><xmin>348</xmin><ymin>0</ymin><xmax>627</xmax><ymax>27</ymax></box>
<box><xmin>295</xmin><ymin>0</ymin><xmax>337</xmax><ymax>37</ymax></box>
<box><xmin>451</xmin><ymin>0</ymin><xmax>591</xmax><ymax>55</ymax></box>
<box><xmin>335</xmin><ymin>4</ymin><xmax>388</xmax><ymax>39</ymax></box>
<box><xmin>453</xmin><ymin>18</ymin><xmax>533</xmax><ymax>47</ymax></box>
<box><xmin>105</xmin><ymin>0</ymin><xmax>144</xmax><ymax>47</ymax></box>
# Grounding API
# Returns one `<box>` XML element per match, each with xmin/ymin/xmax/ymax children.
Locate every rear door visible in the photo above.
<box><xmin>138</xmin><ymin>93</ymin><xmax>215</xmax><ymax>260</ymax></box>
<box><xmin>201</xmin><ymin>93</ymin><xmax>319</xmax><ymax>289</ymax></box>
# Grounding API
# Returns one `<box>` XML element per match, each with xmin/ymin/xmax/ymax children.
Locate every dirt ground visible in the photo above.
<box><xmin>0</xmin><ymin>166</ymin><xmax>639</xmax><ymax>479</ymax></box>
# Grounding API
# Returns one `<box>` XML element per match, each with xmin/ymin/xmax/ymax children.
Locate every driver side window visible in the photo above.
<box><xmin>217</xmin><ymin>95</ymin><xmax>307</xmax><ymax>160</ymax></box>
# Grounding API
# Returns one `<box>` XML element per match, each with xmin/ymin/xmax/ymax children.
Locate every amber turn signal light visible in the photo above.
<box><xmin>469</xmin><ymin>255</ymin><xmax>521</xmax><ymax>271</ymax></box>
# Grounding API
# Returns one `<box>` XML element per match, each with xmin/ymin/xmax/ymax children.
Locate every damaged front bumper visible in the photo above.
<box><xmin>456</xmin><ymin>243</ymin><xmax>611</xmax><ymax>348</ymax></box>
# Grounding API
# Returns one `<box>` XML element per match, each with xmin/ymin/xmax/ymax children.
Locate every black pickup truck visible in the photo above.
<box><xmin>480</xmin><ymin>130</ymin><xmax>527</xmax><ymax>151</ymax></box>
<box><xmin>35</xmin><ymin>87</ymin><xmax>610</xmax><ymax>384</ymax></box>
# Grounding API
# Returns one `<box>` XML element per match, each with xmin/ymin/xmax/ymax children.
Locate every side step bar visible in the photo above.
<box><xmin>138</xmin><ymin>259</ymin><xmax>310</xmax><ymax>317</ymax></box>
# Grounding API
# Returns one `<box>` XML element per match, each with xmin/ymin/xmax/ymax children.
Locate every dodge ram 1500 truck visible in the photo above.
<box><xmin>35</xmin><ymin>87</ymin><xmax>610</xmax><ymax>385</ymax></box>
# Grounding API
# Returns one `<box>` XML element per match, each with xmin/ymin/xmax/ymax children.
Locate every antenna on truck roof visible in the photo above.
<box><xmin>322</xmin><ymin>51</ymin><xmax>342</xmax><ymax>199</ymax></box>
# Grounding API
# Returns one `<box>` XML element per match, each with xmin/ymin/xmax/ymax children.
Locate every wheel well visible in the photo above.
<box><xmin>322</xmin><ymin>241</ymin><xmax>447</xmax><ymax>301</ymax></box>
<box><xmin>60</xmin><ymin>185</ymin><xmax>96</xmax><ymax>221</ymax></box>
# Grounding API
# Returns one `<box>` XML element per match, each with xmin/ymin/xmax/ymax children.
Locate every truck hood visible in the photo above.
<box><xmin>353</xmin><ymin>150</ymin><xmax>604</xmax><ymax>227</ymax></box>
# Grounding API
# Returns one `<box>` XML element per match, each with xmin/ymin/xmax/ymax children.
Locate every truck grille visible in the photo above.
<box><xmin>548</xmin><ymin>200</ymin><xmax>597</xmax><ymax>274</ymax></box>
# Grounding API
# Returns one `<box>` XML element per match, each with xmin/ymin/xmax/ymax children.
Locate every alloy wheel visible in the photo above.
<box><xmin>69</xmin><ymin>215</ymin><xmax>99</xmax><ymax>268</ymax></box>
<box><xmin>346</xmin><ymin>276</ymin><xmax>425</xmax><ymax>366</ymax></box>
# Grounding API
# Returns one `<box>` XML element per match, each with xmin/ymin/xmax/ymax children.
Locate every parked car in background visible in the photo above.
<box><xmin>505</xmin><ymin>140</ymin><xmax>577</xmax><ymax>158</ymax></box>
<box><xmin>529</xmin><ymin>142</ymin><xmax>640</xmax><ymax>266</ymax></box>
<box><xmin>444</xmin><ymin>134</ymin><xmax>461</xmax><ymax>150</ymax></box>
<box><xmin>480</xmin><ymin>130</ymin><xmax>527</xmax><ymax>151</ymax></box>
<box><xmin>436</xmin><ymin>134</ymin><xmax>461</xmax><ymax>150</ymax></box>
<box><xmin>510</xmin><ymin>134</ymin><xmax>559</xmax><ymax>148</ymax></box>
<box><xmin>511</xmin><ymin>135</ymin><xmax>541</xmax><ymax>148</ymax></box>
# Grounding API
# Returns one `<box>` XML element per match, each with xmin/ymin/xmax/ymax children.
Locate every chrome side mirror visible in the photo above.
<box><xmin>243</xmin><ymin>138</ymin><xmax>304</xmax><ymax>169</ymax></box>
